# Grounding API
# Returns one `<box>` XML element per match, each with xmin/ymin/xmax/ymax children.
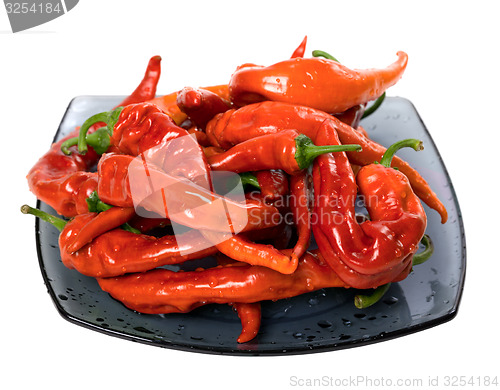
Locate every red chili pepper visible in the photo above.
<box><xmin>65</xmin><ymin>206</ymin><xmax>136</xmax><ymax>253</ymax></box>
<box><xmin>207</xmin><ymin>129</ymin><xmax>361</xmax><ymax>175</ymax></box>
<box><xmin>119</xmin><ymin>56</ymin><xmax>162</xmax><ymax>107</ymax></box>
<box><xmin>27</xmin><ymin>131</ymin><xmax>99</xmax><ymax>217</ymax></box>
<box><xmin>176</xmin><ymin>86</ymin><xmax>232</xmax><ymax>129</ymax></box>
<box><xmin>205</xmin><ymin>101</ymin><xmax>448</xmax><ymax>223</ymax></box>
<box><xmin>147</xmin><ymin>84</ymin><xmax>230</xmax><ymax>125</ymax></box>
<box><xmin>229</xmin><ymin>52</ymin><xmax>408</xmax><ymax>113</ymax></box>
<box><xmin>311</xmin><ymin>122</ymin><xmax>426</xmax><ymax>289</ymax></box>
<box><xmin>21</xmin><ymin>205</ymin><xmax>217</xmax><ymax>278</ymax></box>
<box><xmin>290</xmin><ymin>36</ymin><xmax>307</xmax><ymax>58</ymax></box>
<box><xmin>96</xmin><ymin>249</ymin><xmax>348</xmax><ymax>314</ymax></box>
<box><xmin>254</xmin><ymin>170</ymin><xmax>289</xmax><ymax>202</ymax></box>
<box><xmin>201</xmin><ymin>230</ymin><xmax>298</xmax><ymax>274</ymax></box>
<box><xmin>289</xmin><ymin>171</ymin><xmax>311</xmax><ymax>262</ymax></box>
<box><xmin>230</xmin><ymin>302</ymin><xmax>261</xmax><ymax>343</ymax></box>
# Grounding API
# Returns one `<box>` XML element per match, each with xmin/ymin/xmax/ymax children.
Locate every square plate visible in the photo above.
<box><xmin>35</xmin><ymin>96</ymin><xmax>466</xmax><ymax>355</ymax></box>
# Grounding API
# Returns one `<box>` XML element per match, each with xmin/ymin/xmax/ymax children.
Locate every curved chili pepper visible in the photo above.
<box><xmin>205</xmin><ymin>101</ymin><xmax>448</xmax><ymax>223</ymax></box>
<box><xmin>21</xmin><ymin>205</ymin><xmax>217</xmax><ymax>278</ymax></box>
<box><xmin>290</xmin><ymin>36</ymin><xmax>307</xmax><ymax>58</ymax></box>
<box><xmin>119</xmin><ymin>55</ymin><xmax>162</xmax><ymax>107</ymax></box>
<box><xmin>201</xmin><ymin>230</ymin><xmax>297</xmax><ymax>274</ymax></box>
<box><xmin>207</xmin><ymin>129</ymin><xmax>361</xmax><ymax>175</ymax></box>
<box><xmin>96</xmin><ymin>249</ymin><xmax>348</xmax><ymax>314</ymax></box>
<box><xmin>65</xmin><ymin>206</ymin><xmax>136</xmax><ymax>253</ymax></box>
<box><xmin>229</xmin><ymin>52</ymin><xmax>408</xmax><ymax>113</ymax></box>
<box><xmin>96</xmin><ymin>153</ymin><xmax>282</xmax><ymax>233</ymax></box>
<box><xmin>230</xmin><ymin>302</ymin><xmax>261</xmax><ymax>343</ymax></box>
<box><xmin>176</xmin><ymin>86</ymin><xmax>232</xmax><ymax>129</ymax></box>
<box><xmin>28</xmin><ymin>58</ymin><xmax>163</xmax><ymax>217</ymax></box>
<box><xmin>289</xmin><ymin>171</ymin><xmax>311</xmax><ymax>262</ymax></box>
<box><xmin>254</xmin><ymin>170</ymin><xmax>289</xmax><ymax>201</ymax></box>
<box><xmin>312</xmin><ymin>123</ymin><xmax>427</xmax><ymax>288</ymax></box>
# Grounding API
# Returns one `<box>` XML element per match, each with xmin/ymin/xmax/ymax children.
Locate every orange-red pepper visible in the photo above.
<box><xmin>229</xmin><ymin>51</ymin><xmax>408</xmax><ymax>113</ymax></box>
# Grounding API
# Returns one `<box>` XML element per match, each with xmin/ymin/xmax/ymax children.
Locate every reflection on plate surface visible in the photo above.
<box><xmin>35</xmin><ymin>96</ymin><xmax>466</xmax><ymax>355</ymax></box>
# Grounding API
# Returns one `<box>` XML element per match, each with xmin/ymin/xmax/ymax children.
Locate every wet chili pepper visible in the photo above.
<box><xmin>289</xmin><ymin>171</ymin><xmax>311</xmax><ymax>262</ymax></box>
<box><xmin>230</xmin><ymin>302</ymin><xmax>261</xmax><ymax>343</ymax></box>
<box><xmin>176</xmin><ymin>86</ymin><xmax>232</xmax><ymax>129</ymax></box>
<box><xmin>66</xmin><ymin>206</ymin><xmax>136</xmax><ymax>253</ymax></box>
<box><xmin>353</xmin><ymin>234</ymin><xmax>434</xmax><ymax>309</ymax></box>
<box><xmin>254</xmin><ymin>170</ymin><xmax>289</xmax><ymax>201</ymax></box>
<box><xmin>229</xmin><ymin>52</ymin><xmax>407</xmax><ymax>113</ymax></box>
<box><xmin>205</xmin><ymin>101</ymin><xmax>447</xmax><ymax>223</ymax></box>
<box><xmin>21</xmin><ymin>205</ymin><xmax>217</xmax><ymax>278</ymax></box>
<box><xmin>207</xmin><ymin>129</ymin><xmax>361</xmax><ymax>175</ymax></box>
<box><xmin>201</xmin><ymin>230</ymin><xmax>297</xmax><ymax>274</ymax></box>
<box><xmin>96</xmin><ymin>249</ymin><xmax>348</xmax><ymax>314</ymax></box>
<box><xmin>27</xmin><ymin>131</ymin><xmax>98</xmax><ymax>217</ymax></box>
<box><xmin>312</xmin><ymin>122</ymin><xmax>427</xmax><ymax>288</ymax></box>
<box><xmin>147</xmin><ymin>84</ymin><xmax>230</xmax><ymax>125</ymax></box>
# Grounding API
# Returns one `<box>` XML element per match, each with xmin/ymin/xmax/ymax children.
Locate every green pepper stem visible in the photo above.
<box><xmin>21</xmin><ymin>204</ymin><xmax>67</xmax><ymax>232</ymax></box>
<box><xmin>412</xmin><ymin>234</ymin><xmax>434</xmax><ymax>266</ymax></box>
<box><xmin>61</xmin><ymin>127</ymin><xmax>111</xmax><ymax>156</ymax></box>
<box><xmin>239</xmin><ymin>172</ymin><xmax>261</xmax><ymax>190</ymax></box>
<box><xmin>362</xmin><ymin>92</ymin><xmax>386</xmax><ymax>119</ymax></box>
<box><xmin>77</xmin><ymin>107</ymin><xmax>123</xmax><ymax>155</ymax></box>
<box><xmin>354</xmin><ymin>283</ymin><xmax>391</xmax><ymax>309</ymax></box>
<box><xmin>295</xmin><ymin>134</ymin><xmax>361</xmax><ymax>170</ymax></box>
<box><xmin>312</xmin><ymin>50</ymin><xmax>340</xmax><ymax>63</ymax></box>
<box><xmin>379</xmin><ymin>138</ymin><xmax>423</xmax><ymax>168</ymax></box>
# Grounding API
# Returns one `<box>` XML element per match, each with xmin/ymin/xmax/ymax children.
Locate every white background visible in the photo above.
<box><xmin>1</xmin><ymin>1</ymin><xmax>498</xmax><ymax>389</ymax></box>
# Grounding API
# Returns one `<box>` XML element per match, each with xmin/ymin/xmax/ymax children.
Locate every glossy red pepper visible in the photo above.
<box><xmin>230</xmin><ymin>302</ymin><xmax>261</xmax><ymax>343</ymax></box>
<box><xmin>201</xmin><ymin>230</ymin><xmax>297</xmax><ymax>274</ymax></box>
<box><xmin>96</xmin><ymin>249</ymin><xmax>348</xmax><ymax>313</ymax></box>
<box><xmin>205</xmin><ymin>101</ymin><xmax>447</xmax><ymax>223</ymax></box>
<box><xmin>289</xmin><ymin>171</ymin><xmax>312</xmax><ymax>262</ymax></box>
<box><xmin>290</xmin><ymin>36</ymin><xmax>307</xmax><ymax>58</ymax></box>
<box><xmin>207</xmin><ymin>129</ymin><xmax>360</xmax><ymax>175</ymax></box>
<box><xmin>254</xmin><ymin>170</ymin><xmax>289</xmax><ymax>201</ymax></box>
<box><xmin>147</xmin><ymin>84</ymin><xmax>230</xmax><ymax>125</ymax></box>
<box><xmin>312</xmin><ymin>123</ymin><xmax>426</xmax><ymax>288</ymax></box>
<box><xmin>176</xmin><ymin>86</ymin><xmax>232</xmax><ymax>129</ymax></box>
<box><xmin>21</xmin><ymin>205</ymin><xmax>217</xmax><ymax>278</ymax></box>
<box><xmin>229</xmin><ymin>52</ymin><xmax>408</xmax><ymax>113</ymax></box>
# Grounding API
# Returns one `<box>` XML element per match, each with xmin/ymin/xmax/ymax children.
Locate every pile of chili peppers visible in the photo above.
<box><xmin>24</xmin><ymin>37</ymin><xmax>444</xmax><ymax>344</ymax></box>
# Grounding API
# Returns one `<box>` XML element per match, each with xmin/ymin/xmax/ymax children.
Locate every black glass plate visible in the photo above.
<box><xmin>35</xmin><ymin>96</ymin><xmax>466</xmax><ymax>355</ymax></box>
